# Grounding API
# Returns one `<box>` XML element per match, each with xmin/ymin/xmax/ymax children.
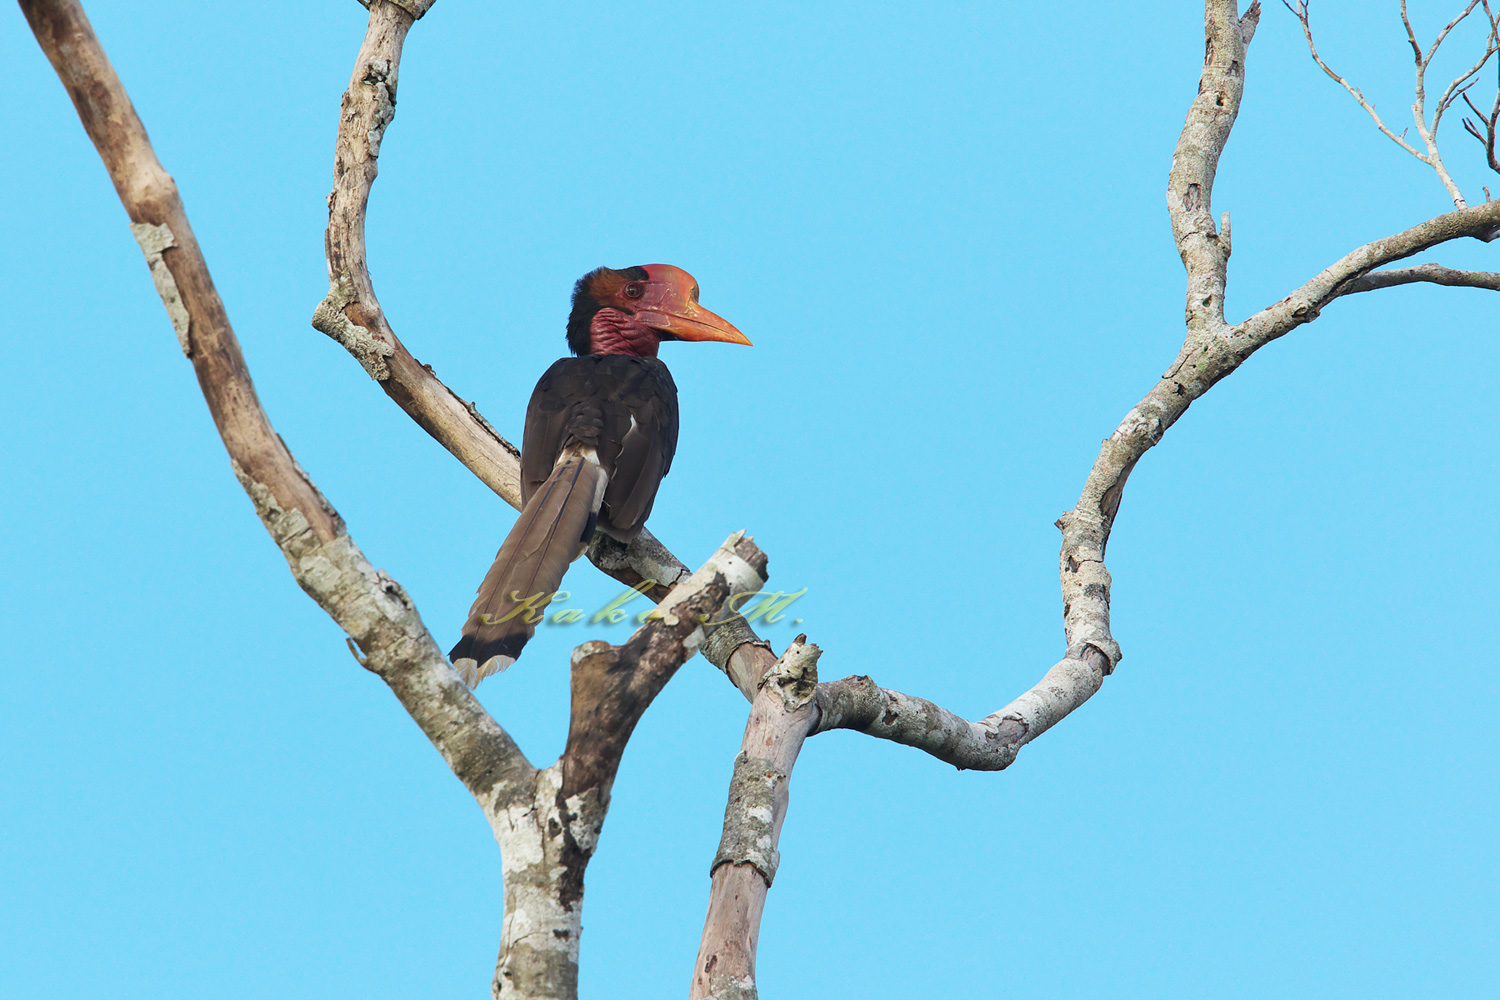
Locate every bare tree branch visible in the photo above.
<box><xmin>1406</xmin><ymin>7</ymin><xmax>1480</xmax><ymax>204</ymax></box>
<box><xmin>774</xmin><ymin>134</ymin><xmax>1500</xmax><ymax>784</ymax></box>
<box><xmin>17</xmin><ymin>0</ymin><xmax>536</xmax><ymax>815</ymax></box>
<box><xmin>1287</xmin><ymin>1</ymin><xmax>1428</xmax><ymax>159</ymax></box>
<box><xmin>782</xmin><ymin>0</ymin><xmax>1497</xmax><ymax>778</ymax></box>
<box><xmin>1426</xmin><ymin>2</ymin><xmax>1500</xmax><ymax>148</ymax></box>
<box><xmin>1170</xmin><ymin>0</ymin><xmax>1258</xmax><ymax>335</ymax></box>
<box><xmin>705</xmin><ymin>0</ymin><xmax>1256</xmax><ymax>783</ymax></box>
<box><xmin>314</xmin><ymin>1</ymin><xmax>522</xmax><ymax>496</ymax></box>
<box><xmin>1290</xmin><ymin>1</ymin><xmax>1499</xmax><ymax>207</ymax></box>
<box><xmin>692</xmin><ymin>638</ymin><xmax>820</xmax><ymax>1000</ymax></box>
<box><xmin>1461</xmin><ymin>87</ymin><xmax>1500</xmax><ymax>170</ymax></box>
<box><xmin>1420</xmin><ymin>0</ymin><xmax>1485</xmax><ymax>63</ymax></box>
<box><xmin>1460</xmin><ymin>2</ymin><xmax>1500</xmax><ymax>171</ymax></box>
<box><xmin>810</xmin><ymin>649</ymin><xmax>1112</xmax><ymax>770</ymax></box>
<box><xmin>1343</xmin><ymin>261</ymin><xmax>1500</xmax><ymax>290</ymax></box>
<box><xmin>1403</xmin><ymin>0</ymin><xmax>1429</xmax><ymax>63</ymax></box>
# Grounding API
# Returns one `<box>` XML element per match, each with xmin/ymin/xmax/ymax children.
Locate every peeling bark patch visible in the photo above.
<box><xmin>362</xmin><ymin>61</ymin><xmax>396</xmax><ymax>158</ymax></box>
<box><xmin>706</xmin><ymin>974</ymin><xmax>758</xmax><ymax>1000</ymax></box>
<box><xmin>712</xmin><ymin>753</ymin><xmax>783</xmax><ymax>886</ymax></box>
<box><xmin>311</xmin><ymin>274</ymin><xmax>394</xmax><ymax>380</ymax></box>
<box><xmin>128</xmin><ymin>221</ymin><xmax>191</xmax><ymax>355</ymax></box>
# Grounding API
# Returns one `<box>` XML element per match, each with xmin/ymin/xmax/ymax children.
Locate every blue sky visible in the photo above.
<box><xmin>3</xmin><ymin>1</ymin><xmax>1497</xmax><ymax>997</ymax></box>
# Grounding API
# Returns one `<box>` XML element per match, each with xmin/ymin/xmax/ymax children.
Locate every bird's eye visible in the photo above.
<box><xmin>624</xmin><ymin>282</ymin><xmax>644</xmax><ymax>299</ymax></box>
<box><xmin>690</xmin><ymin>285</ymin><xmax>700</xmax><ymax>303</ymax></box>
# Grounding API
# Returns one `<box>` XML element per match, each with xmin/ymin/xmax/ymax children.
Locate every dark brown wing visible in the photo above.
<box><xmin>520</xmin><ymin>355</ymin><xmax>679</xmax><ymax>540</ymax></box>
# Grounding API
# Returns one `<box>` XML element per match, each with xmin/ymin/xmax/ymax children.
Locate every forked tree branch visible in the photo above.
<box><xmin>1290</xmin><ymin>0</ymin><xmax>1500</xmax><ymax>208</ymax></box>
<box><xmin>17</xmin><ymin>0</ymin><xmax>537</xmax><ymax>819</ymax></box>
<box><xmin>494</xmin><ymin>536</ymin><xmax>764</xmax><ymax>999</ymax></box>
<box><xmin>1426</xmin><ymin>2</ymin><xmax>1499</xmax><ymax>138</ymax></box>
<box><xmin>1460</xmin><ymin>32</ymin><xmax>1500</xmax><ymax>171</ymax></box>
<box><xmin>1287</xmin><ymin>1</ymin><xmax>1428</xmax><ymax>158</ymax></box>
<box><xmin>713</xmin><ymin>9</ymin><xmax>1500</xmax><ymax>859</ymax></box>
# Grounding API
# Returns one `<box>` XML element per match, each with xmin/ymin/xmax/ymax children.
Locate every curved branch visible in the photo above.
<box><xmin>802</xmin><ymin>193</ymin><xmax>1500</xmax><ymax>773</ymax></box>
<box><xmin>19</xmin><ymin>0</ymin><xmax>534</xmax><ymax>814</ymax></box>
<box><xmin>1248</xmin><ymin>198</ymin><xmax>1500</xmax><ymax>332</ymax></box>
<box><xmin>314</xmin><ymin>0</ymin><xmax>524</xmax><ymax>496</ymax></box>
<box><xmin>810</xmin><ymin>648</ymin><xmax>1111</xmax><ymax>770</ymax></box>
<box><xmin>757</xmin><ymin>3</ymin><xmax>1499</xmax><ymax>777</ymax></box>
<box><xmin>1343</xmin><ymin>261</ymin><xmax>1500</xmax><ymax>292</ymax></box>
<box><xmin>702</xmin><ymin>0</ymin><xmax>1255</xmax><ymax>778</ymax></box>
<box><xmin>315</xmin><ymin>0</ymin><xmax>691</xmax><ymax>606</ymax></box>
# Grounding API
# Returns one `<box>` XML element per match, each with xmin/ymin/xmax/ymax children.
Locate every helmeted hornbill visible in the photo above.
<box><xmin>450</xmin><ymin>264</ymin><xmax>750</xmax><ymax>685</ymax></box>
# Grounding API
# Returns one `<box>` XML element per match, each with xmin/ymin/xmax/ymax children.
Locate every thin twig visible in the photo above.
<box><xmin>1293</xmin><ymin>1</ymin><xmax>1490</xmax><ymax>207</ymax></box>
<box><xmin>1461</xmin><ymin>89</ymin><xmax>1500</xmax><ymax>169</ymax></box>
<box><xmin>1430</xmin><ymin>13</ymin><xmax>1499</xmax><ymax>137</ymax></box>
<box><xmin>1407</xmin><ymin>0</ymin><xmax>1491</xmax><ymax>206</ymax></box>
<box><xmin>1459</xmin><ymin>2</ymin><xmax>1500</xmax><ymax>171</ymax></box>
<box><xmin>1402</xmin><ymin>0</ymin><xmax>1426</xmax><ymax>63</ymax></box>
<box><xmin>1425</xmin><ymin>0</ymin><xmax>1485</xmax><ymax>65</ymax></box>
<box><xmin>1286</xmin><ymin>1</ymin><xmax>1426</xmax><ymax>159</ymax></box>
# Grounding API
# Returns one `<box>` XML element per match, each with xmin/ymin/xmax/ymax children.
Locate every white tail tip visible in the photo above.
<box><xmin>453</xmin><ymin>655</ymin><xmax>515</xmax><ymax>688</ymax></box>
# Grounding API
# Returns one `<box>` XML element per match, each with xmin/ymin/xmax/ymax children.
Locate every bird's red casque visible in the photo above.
<box><xmin>449</xmin><ymin>265</ymin><xmax>749</xmax><ymax>684</ymax></box>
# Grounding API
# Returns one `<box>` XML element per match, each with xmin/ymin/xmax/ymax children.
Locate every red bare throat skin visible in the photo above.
<box><xmin>589</xmin><ymin>308</ymin><xmax>661</xmax><ymax>357</ymax></box>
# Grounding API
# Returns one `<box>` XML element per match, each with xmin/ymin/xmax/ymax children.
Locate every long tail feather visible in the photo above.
<box><xmin>450</xmin><ymin>449</ymin><xmax>607</xmax><ymax>684</ymax></box>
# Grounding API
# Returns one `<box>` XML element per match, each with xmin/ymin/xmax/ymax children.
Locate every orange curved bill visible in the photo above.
<box><xmin>638</xmin><ymin>300</ymin><xmax>752</xmax><ymax>345</ymax></box>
